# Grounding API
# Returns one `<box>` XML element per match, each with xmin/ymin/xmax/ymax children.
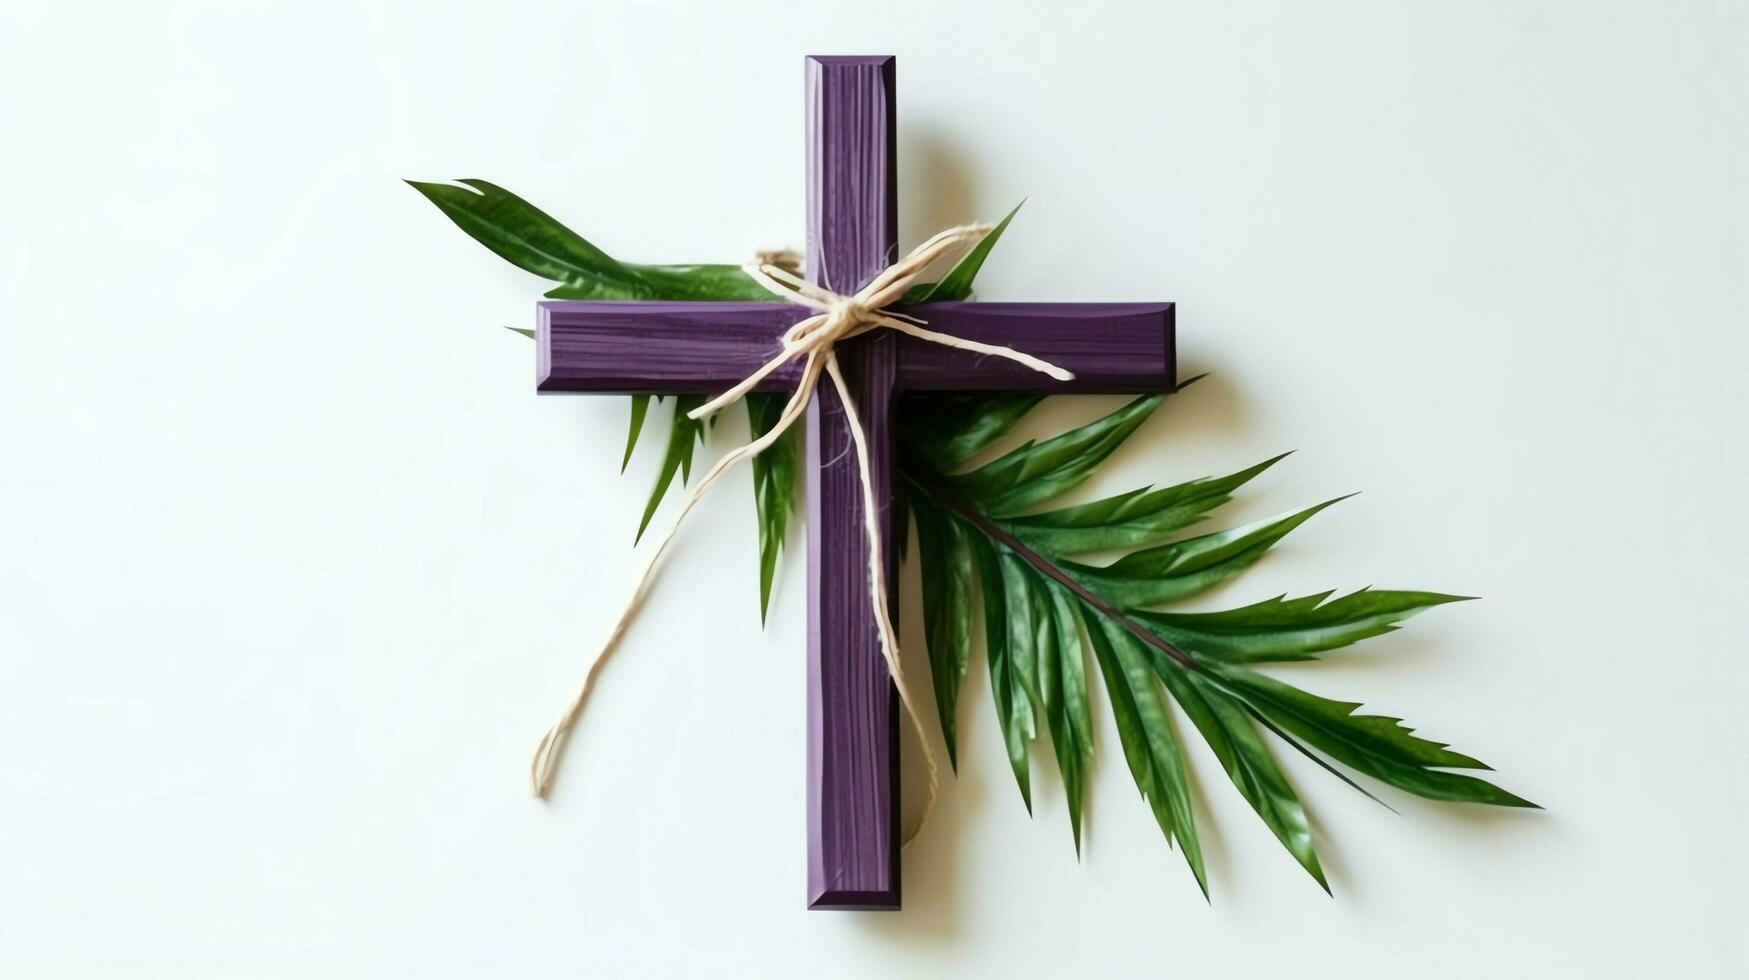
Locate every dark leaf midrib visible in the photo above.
<box><xmin>900</xmin><ymin>465</ymin><xmax>1198</xmax><ymax>673</ymax></box>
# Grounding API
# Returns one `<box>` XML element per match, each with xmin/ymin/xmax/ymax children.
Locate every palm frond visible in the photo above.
<box><xmin>1135</xmin><ymin>588</ymin><xmax>1473</xmax><ymax>664</ymax></box>
<box><xmin>747</xmin><ymin>393</ymin><xmax>798</xmax><ymax>623</ymax></box>
<box><xmin>999</xmin><ymin>453</ymin><xmax>1289</xmax><ymax>554</ymax></box>
<box><xmin>900</xmin><ymin>390</ymin><xmax>1535</xmax><ymax>894</ymax></box>
<box><xmin>948</xmin><ymin>395</ymin><xmax>1162</xmax><ymax>515</ymax></box>
<box><xmin>1056</xmin><ymin>498</ymin><xmax>1348</xmax><ymax>609</ymax></box>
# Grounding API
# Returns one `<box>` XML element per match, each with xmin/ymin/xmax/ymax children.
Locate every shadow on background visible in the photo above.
<box><xmin>848</xmin><ymin>124</ymin><xmax>1546</xmax><ymax>937</ymax></box>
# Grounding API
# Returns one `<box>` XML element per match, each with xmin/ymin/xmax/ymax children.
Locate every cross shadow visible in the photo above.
<box><xmin>854</xmin><ymin>122</ymin><xmax>985</xmax><ymax>943</ymax></box>
<box><xmin>861</xmin><ymin>534</ymin><xmax>981</xmax><ymax>941</ymax></box>
<box><xmin>899</xmin><ymin>120</ymin><xmax>982</xmax><ymax>252</ymax></box>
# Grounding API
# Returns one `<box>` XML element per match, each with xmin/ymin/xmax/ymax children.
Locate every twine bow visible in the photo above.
<box><xmin>530</xmin><ymin>223</ymin><xmax>1073</xmax><ymax>845</ymax></box>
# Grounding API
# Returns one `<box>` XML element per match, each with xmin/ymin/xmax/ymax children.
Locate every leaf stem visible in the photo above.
<box><xmin>899</xmin><ymin>466</ymin><xmax>1198</xmax><ymax>672</ymax></box>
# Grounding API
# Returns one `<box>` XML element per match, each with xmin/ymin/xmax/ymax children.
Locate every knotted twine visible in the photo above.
<box><xmin>529</xmin><ymin>223</ymin><xmax>1075</xmax><ymax>845</ymax></box>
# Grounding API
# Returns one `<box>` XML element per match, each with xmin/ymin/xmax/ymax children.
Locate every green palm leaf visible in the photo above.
<box><xmin>950</xmin><ymin>395</ymin><xmax>1162</xmax><ymax>516</ymax></box>
<box><xmin>999</xmin><ymin>453</ymin><xmax>1288</xmax><ymax>554</ymax></box>
<box><xmin>746</xmin><ymin>393</ymin><xmax>797</xmax><ymax>622</ymax></box>
<box><xmin>1059</xmin><ymin>498</ymin><xmax>1348</xmax><ymax>609</ymax></box>
<box><xmin>636</xmin><ymin>395</ymin><xmax>705</xmax><ymax>542</ymax></box>
<box><xmin>1084</xmin><ymin>609</ymin><xmax>1207</xmax><ymax>895</ymax></box>
<box><xmin>1210</xmin><ymin>666</ymin><xmax>1535</xmax><ymax>807</ymax></box>
<box><xmin>906</xmin><ymin>200</ymin><xmax>1024</xmax><ymax>303</ymax></box>
<box><xmin>622</xmin><ymin>394</ymin><xmax>653</xmax><ymax>472</ymax></box>
<box><xmin>1159</xmin><ymin>668</ymin><xmax>1327</xmax><ymax>891</ymax></box>
<box><xmin>611</xmin><ymin>262</ymin><xmax>779</xmax><ymax>302</ymax></box>
<box><xmin>901</xmin><ymin>393</ymin><xmax>1044</xmax><ymax>473</ymax></box>
<box><xmin>1136</xmin><ymin>588</ymin><xmax>1473</xmax><ymax>664</ymax></box>
<box><xmin>1040</xmin><ymin>579</ymin><xmax>1094</xmax><ymax>851</ymax></box>
<box><xmin>410</xmin><ymin>179</ymin><xmax>774</xmax><ymax>301</ymax></box>
<box><xmin>407</xmin><ymin>179</ymin><xmax>647</xmax><ymax>296</ymax></box>
<box><xmin>912</xmin><ymin>493</ymin><xmax>974</xmax><ymax>768</ymax></box>
<box><xmin>901</xmin><ymin>389</ymin><xmax>1533</xmax><ymax>890</ymax></box>
<box><xmin>967</xmin><ymin>530</ymin><xmax>1036</xmax><ymax>809</ymax></box>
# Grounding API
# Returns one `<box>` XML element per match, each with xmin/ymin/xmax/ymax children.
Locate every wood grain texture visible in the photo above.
<box><xmin>893</xmin><ymin>302</ymin><xmax>1175</xmax><ymax>392</ymax></box>
<box><xmin>537</xmin><ymin>302</ymin><xmax>804</xmax><ymax>393</ymax></box>
<box><xmin>804</xmin><ymin>54</ymin><xmax>902</xmax><ymax>911</ymax></box>
<box><xmin>538</xmin><ymin>301</ymin><xmax>1172</xmax><ymax>395</ymax></box>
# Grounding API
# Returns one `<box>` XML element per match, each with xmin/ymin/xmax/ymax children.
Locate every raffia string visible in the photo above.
<box><xmin>529</xmin><ymin>223</ymin><xmax>1074</xmax><ymax>846</ymax></box>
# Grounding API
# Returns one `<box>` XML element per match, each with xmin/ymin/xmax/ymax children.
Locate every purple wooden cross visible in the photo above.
<box><xmin>537</xmin><ymin>56</ymin><xmax>1175</xmax><ymax>910</ymax></box>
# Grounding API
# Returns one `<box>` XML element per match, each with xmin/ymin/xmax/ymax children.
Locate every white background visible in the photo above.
<box><xmin>3</xmin><ymin>0</ymin><xmax>1746</xmax><ymax>975</ymax></box>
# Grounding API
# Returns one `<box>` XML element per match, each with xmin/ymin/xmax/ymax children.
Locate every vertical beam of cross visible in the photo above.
<box><xmin>804</xmin><ymin>55</ymin><xmax>902</xmax><ymax>911</ymax></box>
<box><xmin>533</xmin><ymin>53</ymin><xmax>1175</xmax><ymax>912</ymax></box>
